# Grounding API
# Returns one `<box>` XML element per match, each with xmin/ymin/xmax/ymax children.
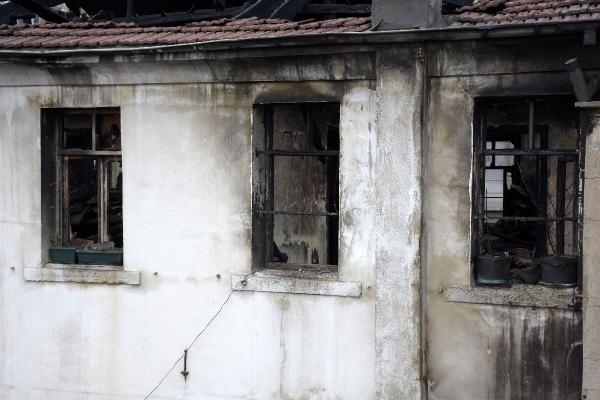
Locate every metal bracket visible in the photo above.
<box><xmin>181</xmin><ymin>349</ymin><xmax>189</xmax><ymax>381</ymax></box>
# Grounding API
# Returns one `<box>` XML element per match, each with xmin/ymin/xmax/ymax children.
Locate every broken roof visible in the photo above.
<box><xmin>0</xmin><ymin>16</ymin><xmax>371</xmax><ymax>49</ymax></box>
<box><xmin>454</xmin><ymin>0</ymin><xmax>600</xmax><ymax>26</ymax></box>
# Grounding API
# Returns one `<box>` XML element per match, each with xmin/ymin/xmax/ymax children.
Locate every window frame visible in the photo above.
<box><xmin>471</xmin><ymin>96</ymin><xmax>585</xmax><ymax>287</ymax></box>
<box><xmin>251</xmin><ymin>102</ymin><xmax>341</xmax><ymax>272</ymax></box>
<box><xmin>43</xmin><ymin>108</ymin><xmax>122</xmax><ymax>254</ymax></box>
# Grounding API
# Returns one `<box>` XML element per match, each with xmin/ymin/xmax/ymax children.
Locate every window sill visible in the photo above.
<box><xmin>445</xmin><ymin>284</ymin><xmax>580</xmax><ymax>310</ymax></box>
<box><xmin>232</xmin><ymin>269</ymin><xmax>361</xmax><ymax>298</ymax></box>
<box><xmin>24</xmin><ymin>264</ymin><xmax>141</xmax><ymax>286</ymax></box>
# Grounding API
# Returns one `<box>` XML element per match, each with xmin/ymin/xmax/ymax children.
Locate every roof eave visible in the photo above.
<box><xmin>0</xmin><ymin>19</ymin><xmax>599</xmax><ymax>57</ymax></box>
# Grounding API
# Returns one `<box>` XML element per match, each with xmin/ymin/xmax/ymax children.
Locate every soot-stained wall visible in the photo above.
<box><xmin>0</xmin><ymin>52</ymin><xmax>380</xmax><ymax>400</ymax></box>
<box><xmin>424</xmin><ymin>37</ymin><xmax>589</xmax><ymax>400</ymax></box>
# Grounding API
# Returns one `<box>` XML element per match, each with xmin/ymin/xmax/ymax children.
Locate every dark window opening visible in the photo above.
<box><xmin>42</xmin><ymin>109</ymin><xmax>123</xmax><ymax>264</ymax></box>
<box><xmin>252</xmin><ymin>103</ymin><xmax>340</xmax><ymax>272</ymax></box>
<box><xmin>473</xmin><ymin>97</ymin><xmax>583</xmax><ymax>285</ymax></box>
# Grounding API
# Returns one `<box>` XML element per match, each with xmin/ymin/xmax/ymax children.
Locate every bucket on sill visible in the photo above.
<box><xmin>49</xmin><ymin>246</ymin><xmax>77</xmax><ymax>264</ymax></box>
<box><xmin>76</xmin><ymin>249</ymin><xmax>123</xmax><ymax>266</ymax></box>
<box><xmin>475</xmin><ymin>254</ymin><xmax>512</xmax><ymax>285</ymax></box>
<box><xmin>540</xmin><ymin>256</ymin><xmax>578</xmax><ymax>286</ymax></box>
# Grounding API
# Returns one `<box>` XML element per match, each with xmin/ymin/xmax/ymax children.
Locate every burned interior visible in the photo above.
<box><xmin>252</xmin><ymin>103</ymin><xmax>340</xmax><ymax>271</ymax></box>
<box><xmin>473</xmin><ymin>97</ymin><xmax>583</xmax><ymax>286</ymax></box>
<box><xmin>41</xmin><ymin>109</ymin><xmax>123</xmax><ymax>265</ymax></box>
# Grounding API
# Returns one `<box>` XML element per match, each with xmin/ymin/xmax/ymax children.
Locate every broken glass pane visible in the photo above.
<box><xmin>108</xmin><ymin>160</ymin><xmax>123</xmax><ymax>247</ymax></box>
<box><xmin>68</xmin><ymin>158</ymin><xmax>98</xmax><ymax>243</ymax></box>
<box><xmin>96</xmin><ymin>113</ymin><xmax>121</xmax><ymax>151</ymax></box>
<box><xmin>63</xmin><ymin>114</ymin><xmax>92</xmax><ymax>150</ymax></box>
<box><xmin>272</xmin><ymin>214</ymin><xmax>337</xmax><ymax>265</ymax></box>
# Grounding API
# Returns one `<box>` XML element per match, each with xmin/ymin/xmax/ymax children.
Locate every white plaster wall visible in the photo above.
<box><xmin>0</xmin><ymin>62</ymin><xmax>377</xmax><ymax>400</ymax></box>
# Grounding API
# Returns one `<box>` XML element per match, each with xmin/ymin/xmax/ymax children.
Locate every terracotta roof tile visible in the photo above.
<box><xmin>454</xmin><ymin>0</ymin><xmax>600</xmax><ymax>25</ymax></box>
<box><xmin>0</xmin><ymin>17</ymin><xmax>371</xmax><ymax>50</ymax></box>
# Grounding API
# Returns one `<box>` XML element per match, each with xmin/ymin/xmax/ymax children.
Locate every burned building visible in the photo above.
<box><xmin>0</xmin><ymin>0</ymin><xmax>599</xmax><ymax>399</ymax></box>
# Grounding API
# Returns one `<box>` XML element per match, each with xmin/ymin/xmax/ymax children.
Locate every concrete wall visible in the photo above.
<box><xmin>582</xmin><ymin>108</ymin><xmax>600</xmax><ymax>400</ymax></box>
<box><xmin>0</xmin><ymin>52</ymin><xmax>388</xmax><ymax>399</ymax></box>
<box><xmin>2</xmin><ymin>34</ymin><xmax>599</xmax><ymax>400</ymax></box>
<box><xmin>423</xmin><ymin>37</ymin><xmax>591</xmax><ymax>400</ymax></box>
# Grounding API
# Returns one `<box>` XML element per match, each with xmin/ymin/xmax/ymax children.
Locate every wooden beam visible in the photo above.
<box><xmin>300</xmin><ymin>4</ymin><xmax>370</xmax><ymax>15</ymax></box>
<box><xmin>10</xmin><ymin>0</ymin><xmax>67</xmax><ymax>22</ymax></box>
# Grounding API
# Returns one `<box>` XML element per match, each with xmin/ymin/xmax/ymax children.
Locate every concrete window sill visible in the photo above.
<box><xmin>24</xmin><ymin>263</ymin><xmax>141</xmax><ymax>286</ymax></box>
<box><xmin>231</xmin><ymin>269</ymin><xmax>362</xmax><ymax>298</ymax></box>
<box><xmin>445</xmin><ymin>284</ymin><xmax>580</xmax><ymax>310</ymax></box>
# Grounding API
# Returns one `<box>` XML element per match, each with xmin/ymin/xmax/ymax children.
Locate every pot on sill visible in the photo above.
<box><xmin>76</xmin><ymin>249</ymin><xmax>123</xmax><ymax>266</ymax></box>
<box><xmin>475</xmin><ymin>254</ymin><xmax>511</xmax><ymax>285</ymax></box>
<box><xmin>540</xmin><ymin>256</ymin><xmax>578</xmax><ymax>287</ymax></box>
<box><xmin>513</xmin><ymin>259</ymin><xmax>541</xmax><ymax>284</ymax></box>
<box><xmin>49</xmin><ymin>246</ymin><xmax>77</xmax><ymax>264</ymax></box>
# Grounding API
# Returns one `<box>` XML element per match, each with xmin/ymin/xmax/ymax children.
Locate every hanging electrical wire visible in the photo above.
<box><xmin>143</xmin><ymin>272</ymin><xmax>253</xmax><ymax>400</ymax></box>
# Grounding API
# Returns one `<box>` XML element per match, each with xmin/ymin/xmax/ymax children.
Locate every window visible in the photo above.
<box><xmin>252</xmin><ymin>103</ymin><xmax>340</xmax><ymax>272</ymax></box>
<box><xmin>41</xmin><ymin>109</ymin><xmax>123</xmax><ymax>265</ymax></box>
<box><xmin>473</xmin><ymin>97</ymin><xmax>583</xmax><ymax>285</ymax></box>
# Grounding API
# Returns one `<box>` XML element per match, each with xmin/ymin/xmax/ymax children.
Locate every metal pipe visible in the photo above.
<box><xmin>126</xmin><ymin>0</ymin><xmax>135</xmax><ymax>17</ymax></box>
<box><xmin>566</xmin><ymin>58</ymin><xmax>599</xmax><ymax>102</ymax></box>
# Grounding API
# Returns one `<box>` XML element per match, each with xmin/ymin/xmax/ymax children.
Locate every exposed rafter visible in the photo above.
<box><xmin>10</xmin><ymin>0</ymin><xmax>67</xmax><ymax>22</ymax></box>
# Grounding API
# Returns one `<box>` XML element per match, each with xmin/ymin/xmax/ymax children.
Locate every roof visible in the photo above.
<box><xmin>454</xmin><ymin>0</ymin><xmax>600</xmax><ymax>26</ymax></box>
<box><xmin>0</xmin><ymin>17</ymin><xmax>371</xmax><ymax>50</ymax></box>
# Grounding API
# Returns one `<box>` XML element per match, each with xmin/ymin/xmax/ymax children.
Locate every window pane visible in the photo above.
<box><xmin>272</xmin><ymin>214</ymin><xmax>337</xmax><ymax>265</ymax></box>
<box><xmin>96</xmin><ymin>113</ymin><xmax>121</xmax><ymax>151</ymax></box>
<box><xmin>484</xmin><ymin>169</ymin><xmax>504</xmax><ymax>212</ymax></box>
<box><xmin>68</xmin><ymin>158</ymin><xmax>98</xmax><ymax>243</ymax></box>
<box><xmin>108</xmin><ymin>160</ymin><xmax>123</xmax><ymax>247</ymax></box>
<box><xmin>63</xmin><ymin>114</ymin><xmax>92</xmax><ymax>150</ymax></box>
<box><xmin>273</xmin><ymin>156</ymin><xmax>331</xmax><ymax>213</ymax></box>
<box><xmin>272</xmin><ymin>103</ymin><xmax>339</xmax><ymax>151</ymax></box>
<box><xmin>495</xmin><ymin>141</ymin><xmax>514</xmax><ymax>166</ymax></box>
<box><xmin>272</xmin><ymin>105</ymin><xmax>309</xmax><ymax>151</ymax></box>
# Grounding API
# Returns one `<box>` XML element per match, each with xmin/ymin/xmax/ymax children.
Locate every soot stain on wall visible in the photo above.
<box><xmin>492</xmin><ymin>308</ymin><xmax>582</xmax><ymax>400</ymax></box>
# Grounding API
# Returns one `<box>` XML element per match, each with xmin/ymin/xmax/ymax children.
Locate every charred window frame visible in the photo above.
<box><xmin>252</xmin><ymin>103</ymin><xmax>340</xmax><ymax>272</ymax></box>
<box><xmin>41</xmin><ymin>108</ymin><xmax>123</xmax><ymax>263</ymax></box>
<box><xmin>472</xmin><ymin>97</ymin><xmax>584</xmax><ymax>286</ymax></box>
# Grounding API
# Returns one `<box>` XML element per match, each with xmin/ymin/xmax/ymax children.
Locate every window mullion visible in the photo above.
<box><xmin>98</xmin><ymin>158</ymin><xmax>109</xmax><ymax>242</ymax></box>
<box><xmin>91</xmin><ymin>110</ymin><xmax>96</xmax><ymax>150</ymax></box>
<box><xmin>61</xmin><ymin>157</ymin><xmax>70</xmax><ymax>245</ymax></box>
<box><xmin>528</xmin><ymin>100</ymin><xmax>535</xmax><ymax>150</ymax></box>
<box><xmin>265</xmin><ymin>105</ymin><xmax>274</xmax><ymax>264</ymax></box>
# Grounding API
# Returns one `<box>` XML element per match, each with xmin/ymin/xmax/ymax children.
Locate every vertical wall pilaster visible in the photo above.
<box><xmin>582</xmin><ymin>107</ymin><xmax>600</xmax><ymax>400</ymax></box>
<box><xmin>375</xmin><ymin>45</ymin><xmax>424</xmax><ymax>400</ymax></box>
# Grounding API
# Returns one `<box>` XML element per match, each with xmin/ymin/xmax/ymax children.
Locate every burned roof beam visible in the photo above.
<box><xmin>235</xmin><ymin>0</ymin><xmax>305</xmax><ymax>19</ymax></box>
<box><xmin>10</xmin><ymin>0</ymin><xmax>67</xmax><ymax>22</ymax></box>
<box><xmin>113</xmin><ymin>6</ymin><xmax>243</xmax><ymax>26</ymax></box>
<box><xmin>444</xmin><ymin>0</ymin><xmax>473</xmax><ymax>5</ymax></box>
<box><xmin>300</xmin><ymin>4</ymin><xmax>370</xmax><ymax>15</ymax></box>
<box><xmin>270</xmin><ymin>0</ymin><xmax>304</xmax><ymax>19</ymax></box>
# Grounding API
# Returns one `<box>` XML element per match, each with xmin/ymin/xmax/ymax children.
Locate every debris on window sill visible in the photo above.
<box><xmin>232</xmin><ymin>269</ymin><xmax>361</xmax><ymax>298</ymax></box>
<box><xmin>24</xmin><ymin>264</ymin><xmax>140</xmax><ymax>286</ymax></box>
<box><xmin>445</xmin><ymin>284</ymin><xmax>580</xmax><ymax>310</ymax></box>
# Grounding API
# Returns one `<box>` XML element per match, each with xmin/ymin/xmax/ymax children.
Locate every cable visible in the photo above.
<box><xmin>143</xmin><ymin>272</ymin><xmax>253</xmax><ymax>400</ymax></box>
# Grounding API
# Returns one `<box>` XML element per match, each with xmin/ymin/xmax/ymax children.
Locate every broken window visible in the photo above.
<box><xmin>473</xmin><ymin>97</ymin><xmax>583</xmax><ymax>285</ymax></box>
<box><xmin>41</xmin><ymin>109</ymin><xmax>123</xmax><ymax>265</ymax></box>
<box><xmin>252</xmin><ymin>103</ymin><xmax>340</xmax><ymax>272</ymax></box>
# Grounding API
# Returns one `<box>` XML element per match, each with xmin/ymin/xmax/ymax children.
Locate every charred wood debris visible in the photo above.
<box><xmin>1</xmin><ymin>0</ymin><xmax>474</xmax><ymax>26</ymax></box>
